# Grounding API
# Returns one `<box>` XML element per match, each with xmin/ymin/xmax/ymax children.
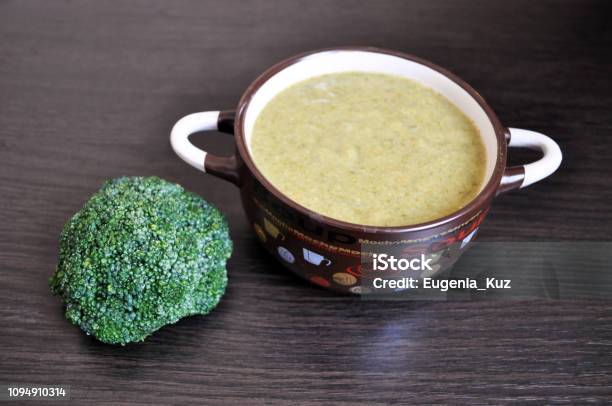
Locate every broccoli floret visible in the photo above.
<box><xmin>50</xmin><ymin>176</ymin><xmax>232</xmax><ymax>345</ymax></box>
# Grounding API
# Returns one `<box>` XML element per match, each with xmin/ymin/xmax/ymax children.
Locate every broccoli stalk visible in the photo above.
<box><xmin>50</xmin><ymin>177</ymin><xmax>232</xmax><ymax>345</ymax></box>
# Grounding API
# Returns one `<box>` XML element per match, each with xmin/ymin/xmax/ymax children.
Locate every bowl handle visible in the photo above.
<box><xmin>170</xmin><ymin>110</ymin><xmax>240</xmax><ymax>185</ymax></box>
<box><xmin>498</xmin><ymin>128</ymin><xmax>562</xmax><ymax>194</ymax></box>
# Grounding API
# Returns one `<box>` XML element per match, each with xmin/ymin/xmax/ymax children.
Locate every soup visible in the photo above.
<box><xmin>251</xmin><ymin>72</ymin><xmax>486</xmax><ymax>226</ymax></box>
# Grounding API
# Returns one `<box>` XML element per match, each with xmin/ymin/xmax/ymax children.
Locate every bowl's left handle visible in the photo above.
<box><xmin>170</xmin><ymin>110</ymin><xmax>240</xmax><ymax>186</ymax></box>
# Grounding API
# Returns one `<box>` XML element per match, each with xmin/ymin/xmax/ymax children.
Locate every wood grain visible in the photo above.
<box><xmin>1</xmin><ymin>0</ymin><xmax>611</xmax><ymax>404</ymax></box>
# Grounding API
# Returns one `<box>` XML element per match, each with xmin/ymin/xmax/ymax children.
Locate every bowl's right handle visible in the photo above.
<box><xmin>498</xmin><ymin>128</ymin><xmax>562</xmax><ymax>194</ymax></box>
<box><xmin>170</xmin><ymin>110</ymin><xmax>240</xmax><ymax>186</ymax></box>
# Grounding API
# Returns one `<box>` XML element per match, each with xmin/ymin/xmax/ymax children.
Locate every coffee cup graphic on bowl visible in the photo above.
<box><xmin>170</xmin><ymin>47</ymin><xmax>562</xmax><ymax>294</ymax></box>
<box><xmin>303</xmin><ymin>248</ymin><xmax>332</xmax><ymax>266</ymax></box>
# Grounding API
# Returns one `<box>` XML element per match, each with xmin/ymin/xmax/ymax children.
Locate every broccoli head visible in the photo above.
<box><xmin>50</xmin><ymin>176</ymin><xmax>232</xmax><ymax>345</ymax></box>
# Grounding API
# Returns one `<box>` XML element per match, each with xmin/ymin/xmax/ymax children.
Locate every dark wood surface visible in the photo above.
<box><xmin>1</xmin><ymin>0</ymin><xmax>611</xmax><ymax>404</ymax></box>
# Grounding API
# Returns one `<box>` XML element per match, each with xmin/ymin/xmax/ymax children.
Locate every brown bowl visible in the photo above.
<box><xmin>171</xmin><ymin>47</ymin><xmax>562</xmax><ymax>294</ymax></box>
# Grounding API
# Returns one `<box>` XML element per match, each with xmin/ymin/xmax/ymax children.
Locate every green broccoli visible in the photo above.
<box><xmin>50</xmin><ymin>176</ymin><xmax>232</xmax><ymax>345</ymax></box>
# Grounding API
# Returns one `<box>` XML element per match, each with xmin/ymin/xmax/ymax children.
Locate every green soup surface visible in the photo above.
<box><xmin>251</xmin><ymin>72</ymin><xmax>486</xmax><ymax>226</ymax></box>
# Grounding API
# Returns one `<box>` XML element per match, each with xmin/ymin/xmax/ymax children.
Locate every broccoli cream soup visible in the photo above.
<box><xmin>251</xmin><ymin>72</ymin><xmax>486</xmax><ymax>227</ymax></box>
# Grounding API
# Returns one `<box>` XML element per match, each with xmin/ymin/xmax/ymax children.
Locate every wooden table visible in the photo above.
<box><xmin>1</xmin><ymin>1</ymin><xmax>611</xmax><ymax>404</ymax></box>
